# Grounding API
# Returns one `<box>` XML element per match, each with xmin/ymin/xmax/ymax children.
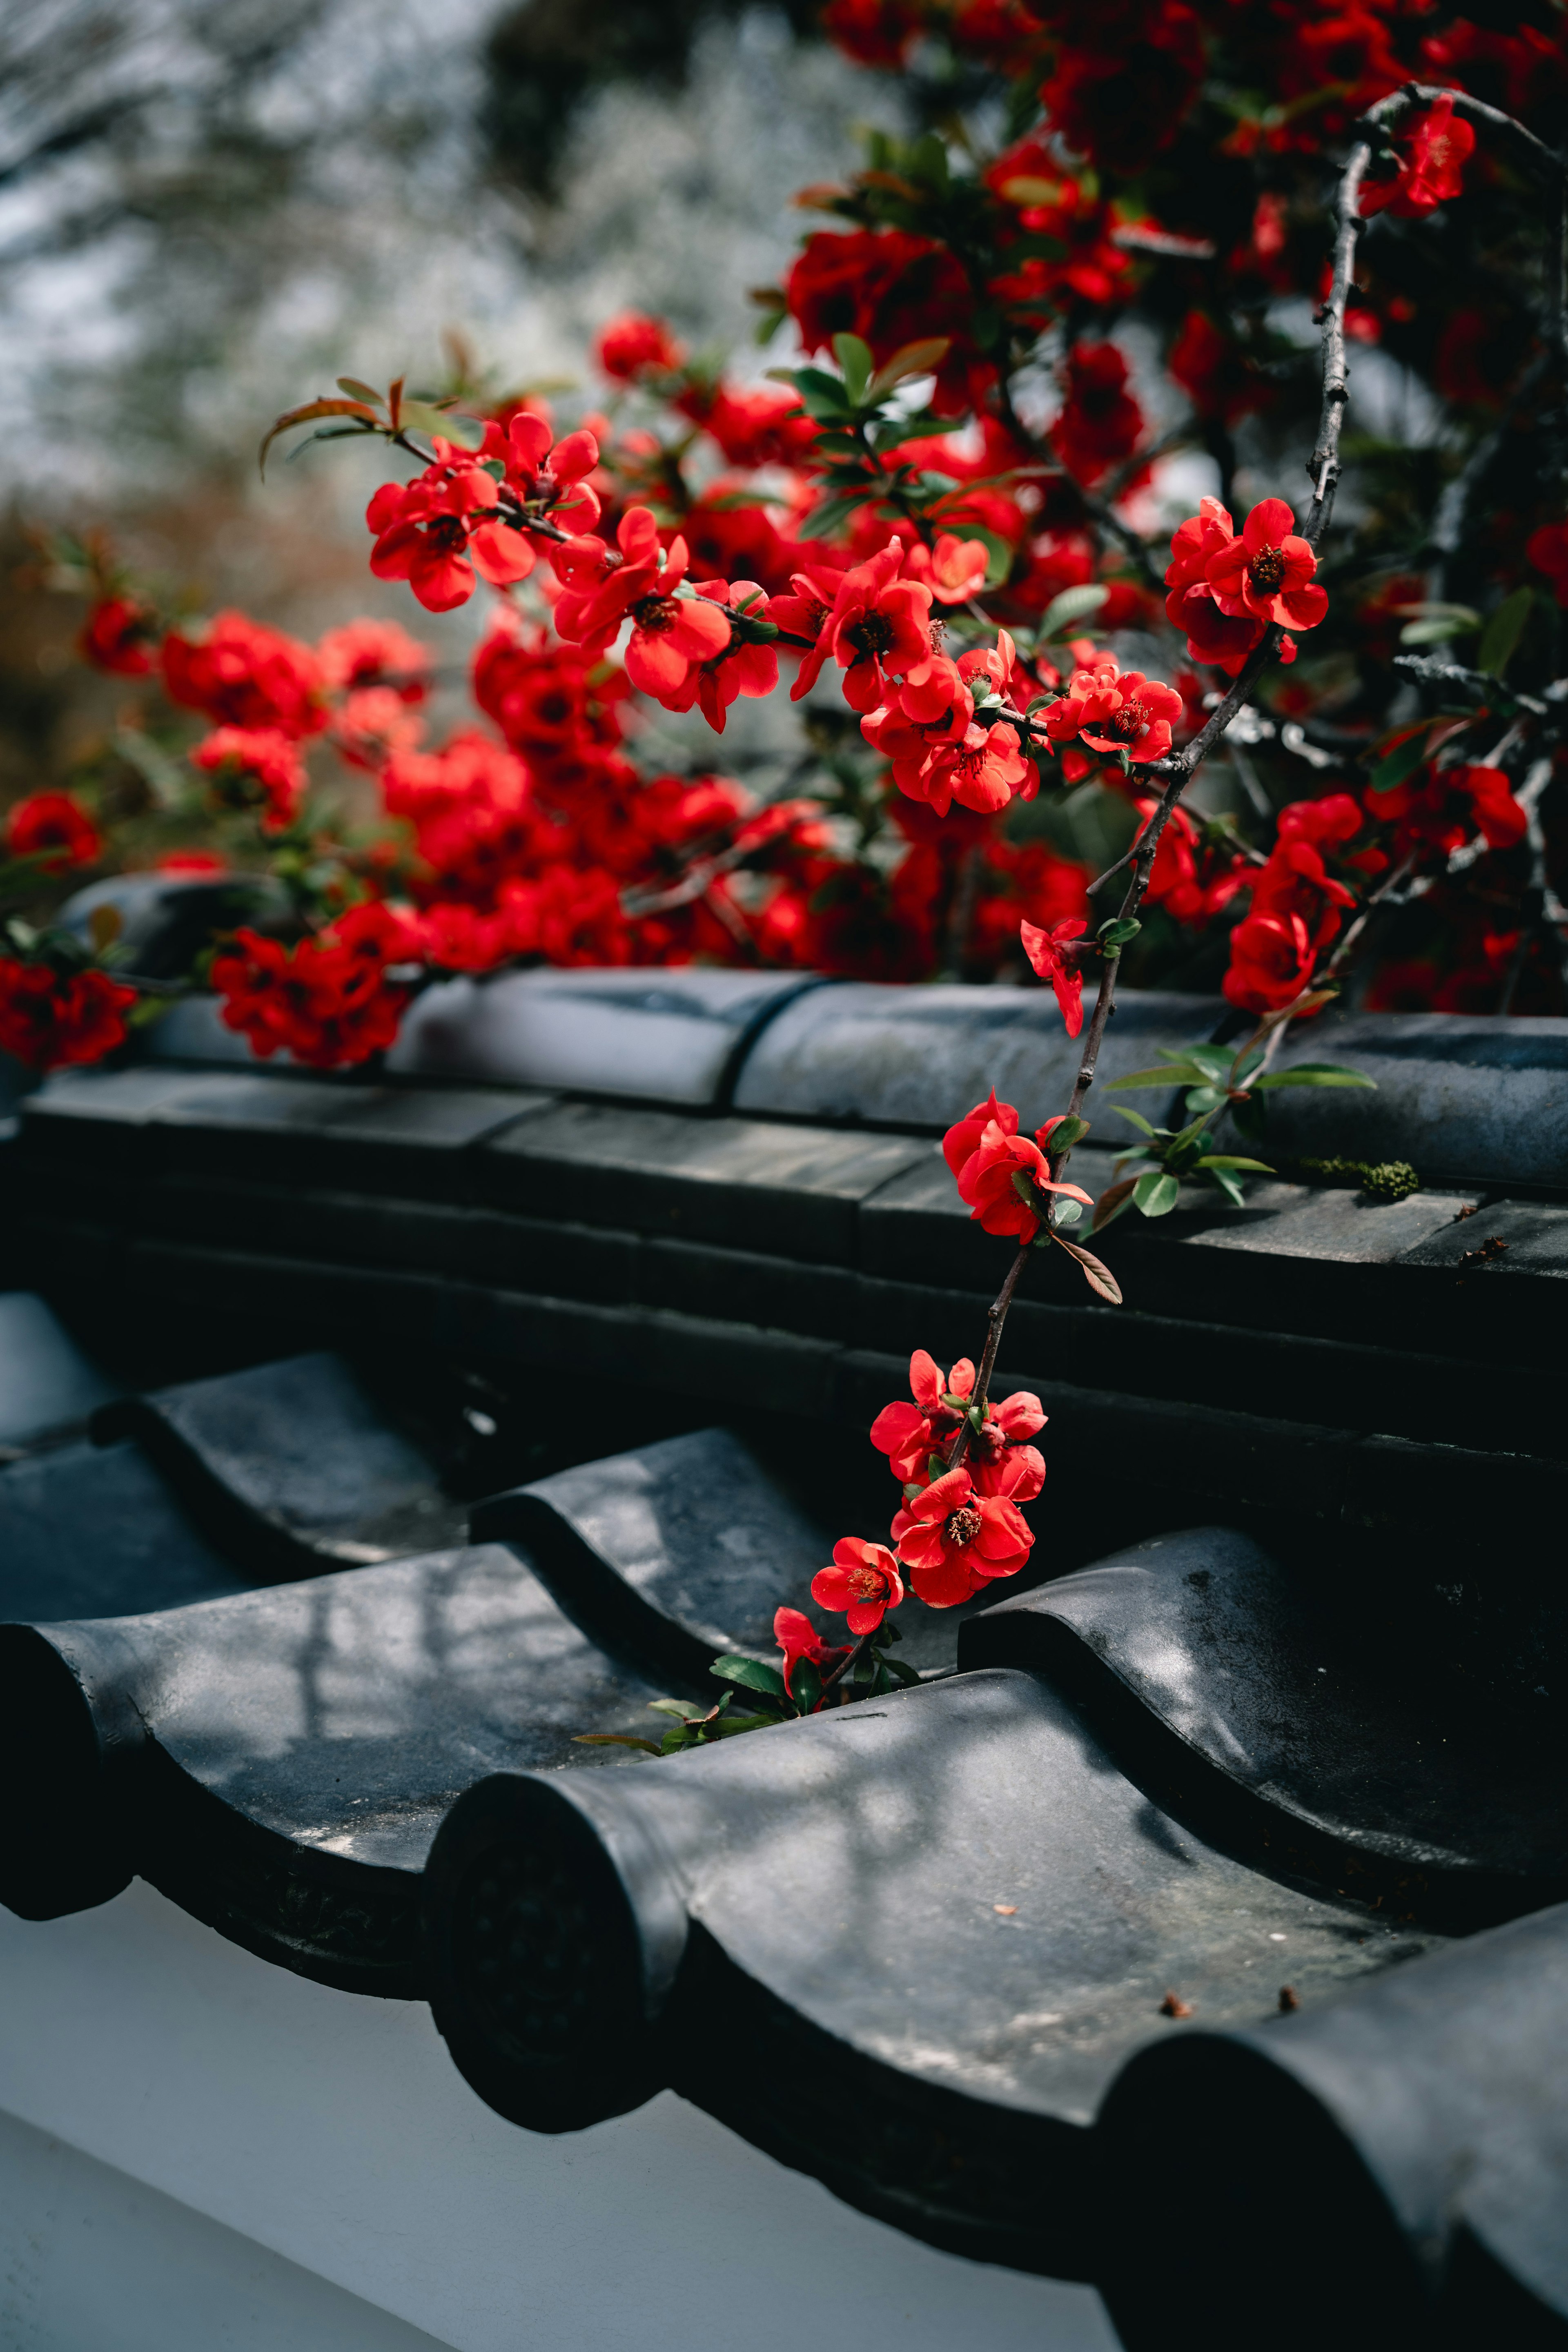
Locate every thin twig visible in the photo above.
<box><xmin>944</xmin><ymin>1243</ymin><xmax>1032</xmax><ymax>1477</ymax></box>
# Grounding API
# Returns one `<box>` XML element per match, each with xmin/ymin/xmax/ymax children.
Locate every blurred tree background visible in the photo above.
<box><xmin>0</xmin><ymin>0</ymin><xmax>886</xmax><ymax>800</ymax></box>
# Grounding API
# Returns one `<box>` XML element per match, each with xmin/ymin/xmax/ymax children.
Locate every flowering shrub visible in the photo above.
<box><xmin>7</xmin><ymin>8</ymin><xmax>1568</xmax><ymax>1696</ymax></box>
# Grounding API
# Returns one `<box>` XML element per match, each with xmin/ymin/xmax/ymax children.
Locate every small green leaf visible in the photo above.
<box><xmin>648</xmin><ymin>1697</ymin><xmax>709</xmax><ymax>1721</ymax></box>
<box><xmin>1195</xmin><ymin>1154</ymin><xmax>1274</xmax><ymax>1171</ymax></box>
<box><xmin>1253</xmin><ymin>1064</ymin><xmax>1376</xmax><ymax>1090</ymax></box>
<box><xmin>1047</xmin><ymin>1114</ymin><xmax>1091</xmax><ymax>1149</ymax></box>
<box><xmin>879</xmin><ymin>1653</ymin><xmax>922</xmax><ymax>1688</ymax></box>
<box><xmin>831</xmin><ymin>333</ymin><xmax>875</xmax><ymax>405</ymax></box>
<box><xmin>572</xmin><ymin>1733</ymin><xmax>663</xmax><ymax>1754</ymax></box>
<box><xmin>712</xmin><ymin>1655</ymin><xmax>788</xmax><ymax>1703</ymax></box>
<box><xmin>1368</xmin><ymin>728</ymin><xmax>1438</xmax><ymax>795</ymax></box>
<box><xmin>1183</xmin><ymin>1085</ymin><xmax>1226</xmax><ymax>1115</ymax></box>
<box><xmin>1038</xmin><ymin>583</ymin><xmax>1109</xmax><ymax>641</ymax></box>
<box><xmin>1477</xmin><ymin>585</ymin><xmax>1533</xmax><ymax>678</ymax></box>
<box><xmin>1183</xmin><ymin>1045</ymin><xmax>1234</xmax><ymax>1080</ymax></box>
<box><xmin>1134</xmin><ymin>1169</ymin><xmax>1181</xmax><ymax>1217</ymax></box>
<box><xmin>1051</xmin><ymin>1198</ymin><xmax>1084</xmax><ymax>1227</ymax></box>
<box><xmin>336</xmin><ymin>377</ymin><xmax>386</xmax><ymax>409</ymax></box>
<box><xmin>791</xmin><ymin>1659</ymin><xmax>824</xmax><ymax>1717</ymax></box>
<box><xmin>1106</xmin><ymin>1061</ymin><xmax>1210</xmax><ymax>1090</ymax></box>
<box><xmin>1398</xmin><ymin>616</ymin><xmax>1474</xmax><ymax>646</ymax></box>
<box><xmin>1204</xmin><ymin>1167</ymin><xmax>1247</xmax><ymax>1209</ymax></box>
<box><xmin>1098</xmin><ymin>916</ymin><xmax>1143</xmax><ymax>951</ymax></box>
<box><xmin>1113</xmin><ymin>1105</ymin><xmax>1159</xmax><ymax>1135</ymax></box>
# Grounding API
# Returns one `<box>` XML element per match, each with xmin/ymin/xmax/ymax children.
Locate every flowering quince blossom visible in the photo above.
<box><xmin>1020</xmin><ymin>914</ymin><xmax>1089</xmax><ymax>1036</ymax></box>
<box><xmin>773</xmin><ymin>1606</ymin><xmax>851</xmax><ymax>1706</ymax></box>
<box><xmin>189</xmin><ymin>728</ymin><xmax>308</xmax><ymax>833</ymax></box>
<box><xmin>811</xmin><ymin>1539</ymin><xmax>905</xmax><ymax>1635</ymax></box>
<box><xmin>0</xmin><ymin>962</ymin><xmax>136</xmax><ymax>1070</ymax></box>
<box><xmin>900</xmin><ymin>533</ymin><xmax>991</xmax><ymax>605</ymax></box>
<box><xmin>552</xmin><ymin>507</ymin><xmax>731</xmax><ymax>699</ymax></box>
<box><xmin>79</xmin><ymin>595</ymin><xmax>156</xmax><ymax>676</ymax></box>
<box><xmin>1223</xmin><ymin>909</ymin><xmax>1317</xmax><ymax>1013</ymax></box>
<box><xmin>368</xmin><ymin>441</ymin><xmax>537</xmax><ymax>612</ymax></box>
<box><xmin>777</xmin><ymin>540</ymin><xmax>933</xmax><ymax>712</ymax></box>
<box><xmin>871</xmin><ymin>1349</ymin><xmax>1046</xmax><ymax>1487</ymax></box>
<box><xmin>661</xmin><ymin>580</ymin><xmax>780</xmax><ymax>733</ymax></box>
<box><xmin>162</xmin><ymin>612</ymin><xmax>325</xmax><ymax>736</ymax></box>
<box><xmin>1359</xmin><ymin>96</ymin><xmax>1476</xmax><ymax>218</ymax></box>
<box><xmin>1042</xmin><ymin>656</ymin><xmax>1184</xmax><ymax>768</ymax></box>
<box><xmin>943</xmin><ymin>1092</ymin><xmax>1093</xmax><ymax>1244</ymax></box>
<box><xmin>1205</xmin><ymin>499</ymin><xmax>1329</xmax><ymax>634</ymax></box>
<box><xmin>890</xmin><ymin>1464</ymin><xmax>1033</xmax><ymax>1608</ymax></box>
<box><xmin>6</xmin><ymin>792</ymin><xmax>101</xmax><ymax>870</ymax></box>
<box><xmin>211</xmin><ymin>902</ymin><xmax>422</xmax><ymax>1069</ymax></box>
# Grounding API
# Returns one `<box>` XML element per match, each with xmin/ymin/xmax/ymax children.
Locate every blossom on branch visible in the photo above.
<box><xmin>943</xmin><ymin>1091</ymin><xmax>1093</xmax><ymax>1241</ymax></box>
<box><xmin>1203</xmin><ymin>499</ymin><xmax>1328</xmax><ymax>633</ymax></box>
<box><xmin>1042</xmin><ymin>657</ymin><xmax>1183</xmax><ymax>768</ymax></box>
<box><xmin>1359</xmin><ymin>96</ymin><xmax>1476</xmax><ymax>218</ymax></box>
<box><xmin>190</xmin><ymin>728</ymin><xmax>308</xmax><ymax>833</ymax></box>
<box><xmin>553</xmin><ymin>507</ymin><xmax>732</xmax><ymax>700</ymax></box>
<box><xmin>0</xmin><ymin>962</ymin><xmax>135</xmax><ymax>1070</ymax></box>
<box><xmin>6</xmin><ymin>793</ymin><xmax>101</xmax><ymax>871</ymax></box>
<box><xmin>773</xmin><ymin>1606</ymin><xmax>850</xmax><ymax>1706</ymax></box>
<box><xmin>811</xmin><ymin>1538</ymin><xmax>905</xmax><ymax>1633</ymax></box>
<box><xmin>1020</xmin><ymin>913</ymin><xmax>1088</xmax><ymax>1035</ymax></box>
<box><xmin>162</xmin><ymin>613</ymin><xmax>325</xmax><ymax>737</ymax></box>
<box><xmin>891</xmin><ymin>1463</ymin><xmax>1033</xmax><ymax>1607</ymax></box>
<box><xmin>367</xmin><ymin>443</ymin><xmax>537</xmax><ymax>613</ymax></box>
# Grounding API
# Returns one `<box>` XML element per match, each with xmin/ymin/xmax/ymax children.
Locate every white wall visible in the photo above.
<box><xmin>0</xmin><ymin>1882</ymin><xmax>1118</xmax><ymax>2352</ymax></box>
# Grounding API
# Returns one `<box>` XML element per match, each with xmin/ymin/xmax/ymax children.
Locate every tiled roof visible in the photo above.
<box><xmin>0</xmin><ymin>976</ymin><xmax>1565</xmax><ymax>2343</ymax></box>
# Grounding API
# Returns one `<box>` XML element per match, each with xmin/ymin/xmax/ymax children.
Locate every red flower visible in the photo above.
<box><xmin>0</xmin><ymin>962</ymin><xmax>135</xmax><ymax>1070</ymax></box>
<box><xmin>890</xmin><ymin>1464</ymin><xmax>1033</xmax><ymax>1608</ymax></box>
<box><xmin>315</xmin><ymin>617</ymin><xmax>432</xmax><ymax>698</ymax></box>
<box><xmin>162</xmin><ymin>612</ymin><xmax>325</xmax><ymax>737</ymax></box>
<box><xmin>552</xmin><ymin>508</ymin><xmax>732</xmax><ymax>701</ymax></box>
<box><xmin>1036</xmin><ymin>2</ymin><xmax>1204</xmax><ymax>175</ymax></box>
<box><xmin>1020</xmin><ymin>913</ymin><xmax>1088</xmax><ymax>1036</ymax></box>
<box><xmin>480</xmin><ymin>412</ymin><xmax>600</xmax><ymax>535</ymax></box>
<box><xmin>820</xmin><ymin>0</ymin><xmax>922</xmax><ymax>67</ymax></box>
<box><xmin>871</xmin><ymin>1349</ymin><xmax>1045</xmax><ymax>1490</ymax></box>
<box><xmin>773</xmin><ymin>1606</ymin><xmax>850</xmax><ymax>1706</ymax></box>
<box><xmin>1527</xmin><ymin>524</ymin><xmax>1568</xmax><ymax>610</ymax></box>
<box><xmin>189</xmin><ymin>728</ymin><xmax>308</xmax><ymax>833</ymax></box>
<box><xmin>1204</xmin><ymin>500</ymin><xmax>1328</xmax><ymax>633</ymax></box>
<box><xmin>1043</xmin><ymin>658</ymin><xmax>1183</xmax><ymax>767</ymax></box>
<box><xmin>943</xmin><ymin>1091</ymin><xmax>1092</xmax><ymax>1242</ymax></box>
<box><xmin>79</xmin><ymin>595</ymin><xmax>157</xmax><ymax>676</ymax></box>
<box><xmin>789</xmin><ymin>542</ymin><xmax>934</xmax><ymax>715</ymax></box>
<box><xmin>680</xmin><ymin>383</ymin><xmax>816</xmax><ymax>471</ymax></box>
<box><xmin>1359</xmin><ymin>95</ymin><xmax>1475</xmax><ymax>219</ymax></box>
<box><xmin>6</xmin><ymin>792</ymin><xmax>101</xmax><ymax>871</ymax></box>
<box><xmin>900</xmin><ymin>534</ymin><xmax>992</xmax><ymax>606</ymax></box>
<box><xmin>1368</xmin><ymin>762</ymin><xmax>1528</xmax><ymax>862</ymax></box>
<box><xmin>367</xmin><ymin>443</ymin><xmax>536</xmax><ymax>613</ymax></box>
<box><xmin>210</xmin><ymin>915</ymin><xmax>414</xmax><ymax>1070</ymax></box>
<box><xmin>595</xmin><ymin>311</ymin><xmax>684</xmax><ymax>380</ymax></box>
<box><xmin>786</xmin><ymin>227</ymin><xmax>982</xmax><ymax>416</ymax></box>
<box><xmin>661</xmin><ymin>580</ymin><xmax>779</xmax><ymax>733</ymax></box>
<box><xmin>1051</xmin><ymin>342</ymin><xmax>1145</xmax><ymax>488</ymax></box>
<box><xmin>811</xmin><ymin>1538</ymin><xmax>905</xmax><ymax>1635</ymax></box>
<box><xmin>1223</xmin><ymin>911</ymin><xmax>1316</xmax><ymax>1013</ymax></box>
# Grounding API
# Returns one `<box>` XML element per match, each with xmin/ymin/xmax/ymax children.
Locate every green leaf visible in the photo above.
<box><xmin>831</xmin><ymin>333</ymin><xmax>875</xmax><ymax>405</ymax></box>
<box><xmin>1047</xmin><ymin>1113</ymin><xmax>1091</xmax><ymax>1149</ymax></box>
<box><xmin>336</xmin><ymin>377</ymin><xmax>386</xmax><ymax>409</ymax></box>
<box><xmin>648</xmin><ymin>1697</ymin><xmax>709</xmax><ymax>1721</ymax></box>
<box><xmin>1134</xmin><ymin>1169</ymin><xmax>1181</xmax><ymax>1216</ymax></box>
<box><xmin>1098</xmin><ymin>916</ymin><xmax>1143</xmax><ymax>951</ymax></box>
<box><xmin>709</xmin><ymin>1709</ymin><xmax>780</xmax><ymax>1737</ymax></box>
<box><xmin>1183</xmin><ymin>1085</ymin><xmax>1226</xmax><ymax>1115</ymax></box>
<box><xmin>572</xmin><ymin>1733</ymin><xmax>664</xmax><ymax>1754</ymax></box>
<box><xmin>1106</xmin><ymin>1061</ymin><xmax>1210</xmax><ymax>1089</ymax></box>
<box><xmin>790</xmin><ymin>1659</ymin><xmax>824</xmax><ymax>1717</ymax></box>
<box><xmin>1112</xmin><ymin>1105</ymin><xmax>1159</xmax><ymax>1135</ymax></box>
<box><xmin>1368</xmin><ymin>728</ymin><xmax>1438</xmax><ymax>795</ymax></box>
<box><xmin>1204</xmin><ymin>1167</ymin><xmax>1247</xmax><ymax>1209</ymax></box>
<box><xmin>1398</xmin><ymin>616</ymin><xmax>1474</xmax><ymax>646</ymax></box>
<box><xmin>259</xmin><ymin>396</ymin><xmax>382</xmax><ymax>474</ymax></box>
<box><xmin>1477</xmin><ymin>585</ymin><xmax>1533</xmax><ymax>679</ymax></box>
<box><xmin>1195</xmin><ymin>1154</ymin><xmax>1274</xmax><ymax>1171</ymax></box>
<box><xmin>793</xmin><ymin>494</ymin><xmax>864</xmax><ymax>541</ymax></box>
<box><xmin>711</xmin><ymin>1655</ymin><xmax>788</xmax><ymax>1703</ymax></box>
<box><xmin>1253</xmin><ymin>1064</ymin><xmax>1376</xmax><ymax>1090</ymax></box>
<box><xmin>1183</xmin><ymin>1045</ymin><xmax>1234</xmax><ymax>1080</ymax></box>
<box><xmin>1038</xmin><ymin>582</ymin><xmax>1109</xmax><ymax>641</ymax></box>
<box><xmin>398</xmin><ymin>400</ymin><xmax>485</xmax><ymax>450</ymax></box>
<box><xmin>1051</xmin><ymin>1198</ymin><xmax>1084</xmax><ymax>1227</ymax></box>
<box><xmin>878</xmin><ymin>1653</ymin><xmax>922</xmax><ymax>1688</ymax></box>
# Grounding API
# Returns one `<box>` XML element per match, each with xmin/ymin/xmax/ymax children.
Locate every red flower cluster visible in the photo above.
<box><xmin>943</xmin><ymin>1091</ymin><xmax>1092</xmax><ymax>1241</ymax></box>
<box><xmin>1223</xmin><ymin>792</ymin><xmax>1373</xmax><ymax>1012</ymax></box>
<box><xmin>1165</xmin><ymin>498</ymin><xmax>1326</xmax><ymax>675</ymax></box>
<box><xmin>189</xmin><ymin>729</ymin><xmax>308</xmax><ymax>833</ymax></box>
<box><xmin>1369</xmin><ymin>762</ymin><xmax>1527</xmax><ymax>864</ymax></box>
<box><xmin>6</xmin><ymin>792</ymin><xmax>101</xmax><ymax>871</ymax></box>
<box><xmin>785</xmin><ymin>227</ymin><xmax>984</xmax><ymax>416</ymax></box>
<box><xmin>368</xmin><ymin>421</ymin><xmax>599</xmax><ymax>613</ymax></box>
<box><xmin>1042</xmin><ymin>655</ymin><xmax>1183</xmax><ymax>773</ymax></box>
<box><xmin>210</xmin><ymin>903</ymin><xmax>419</xmax><ymax>1068</ymax></box>
<box><xmin>79</xmin><ymin>596</ymin><xmax>156</xmax><ymax>677</ymax></box>
<box><xmin>163</xmin><ymin>613</ymin><xmax>325</xmax><ymax>737</ymax></box>
<box><xmin>0</xmin><ymin>962</ymin><xmax>136</xmax><ymax>1069</ymax></box>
